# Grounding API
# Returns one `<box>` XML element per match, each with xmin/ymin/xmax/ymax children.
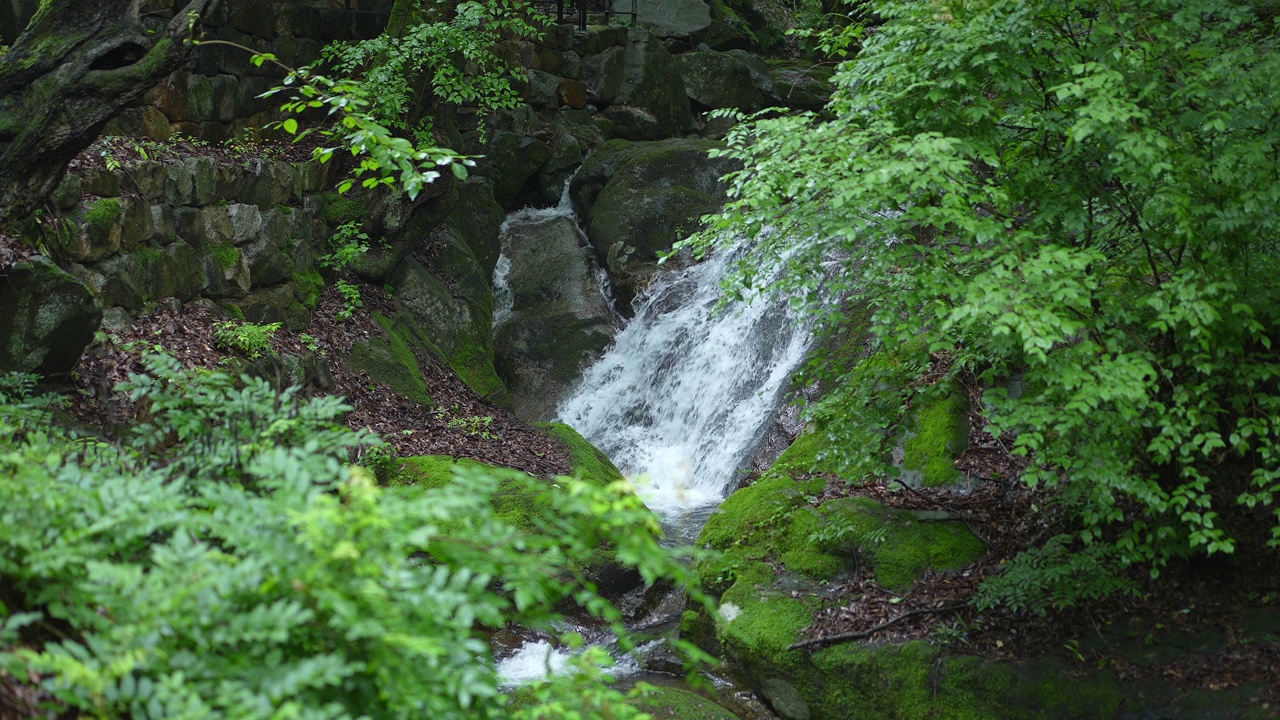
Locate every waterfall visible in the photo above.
<box><xmin>557</xmin><ymin>241</ymin><xmax>815</xmax><ymax>534</ymax></box>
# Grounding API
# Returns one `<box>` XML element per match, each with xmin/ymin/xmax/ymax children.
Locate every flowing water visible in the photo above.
<box><xmin>557</xmin><ymin>243</ymin><xmax>814</xmax><ymax>543</ymax></box>
<box><xmin>492</xmin><ymin>181</ymin><xmax>814</xmax><ymax>701</ymax></box>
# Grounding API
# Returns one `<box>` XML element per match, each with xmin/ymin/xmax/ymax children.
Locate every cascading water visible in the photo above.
<box><xmin>557</xmin><ymin>242</ymin><xmax>815</xmax><ymax>541</ymax></box>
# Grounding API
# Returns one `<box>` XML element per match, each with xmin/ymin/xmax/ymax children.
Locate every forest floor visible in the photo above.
<box><xmin>65</xmin><ymin>280</ymin><xmax>571</xmax><ymax>479</ymax></box>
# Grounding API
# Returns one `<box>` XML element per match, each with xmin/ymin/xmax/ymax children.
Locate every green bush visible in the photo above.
<box><xmin>685</xmin><ymin>0</ymin><xmax>1280</xmax><ymax>609</ymax></box>
<box><xmin>0</xmin><ymin>354</ymin><xmax>702</xmax><ymax>719</ymax></box>
<box><xmin>212</xmin><ymin>320</ymin><xmax>281</xmax><ymax>360</ymax></box>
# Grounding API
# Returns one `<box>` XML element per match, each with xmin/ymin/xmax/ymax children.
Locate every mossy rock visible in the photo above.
<box><xmin>900</xmin><ymin>387</ymin><xmax>969</xmax><ymax>488</ymax></box>
<box><xmin>818</xmin><ymin>496</ymin><xmax>984</xmax><ymax>591</ymax></box>
<box><xmin>534</xmin><ymin>421</ymin><xmax>624</xmax><ymax>488</ymax></box>
<box><xmin>631</xmin><ymin>686</ymin><xmax>742</xmax><ymax>720</ymax></box>
<box><xmin>698</xmin><ymin>474</ymin><xmax>825</xmax><ymax>553</ymax></box>
<box><xmin>321</xmin><ymin>193</ymin><xmax>366</xmax><ymax>226</ymax></box>
<box><xmin>0</xmin><ymin>257</ymin><xmax>102</xmax><ymax>377</ymax></box>
<box><xmin>343</xmin><ymin>313</ymin><xmax>433</xmax><ymax>407</ymax></box>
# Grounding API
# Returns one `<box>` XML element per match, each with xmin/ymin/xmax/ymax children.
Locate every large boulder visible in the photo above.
<box><xmin>493</xmin><ymin>214</ymin><xmax>615</xmax><ymax>422</ymax></box>
<box><xmin>582</xmin><ymin>29</ymin><xmax>692</xmax><ymax>140</ymax></box>
<box><xmin>389</xmin><ymin>228</ymin><xmax>508</xmax><ymax>405</ymax></box>
<box><xmin>480</xmin><ymin>130</ymin><xmax>552</xmax><ymax>208</ymax></box>
<box><xmin>610</xmin><ymin>0</ymin><xmax>711</xmax><ymax>38</ymax></box>
<box><xmin>769</xmin><ymin>61</ymin><xmax>835</xmax><ymax>111</ymax></box>
<box><xmin>0</xmin><ymin>257</ymin><xmax>101</xmax><ymax>378</ymax></box>
<box><xmin>672</xmin><ymin>49</ymin><xmax>768</xmax><ymax>111</ymax></box>
<box><xmin>570</xmin><ymin>138</ymin><xmax>739</xmax><ymax>308</ymax></box>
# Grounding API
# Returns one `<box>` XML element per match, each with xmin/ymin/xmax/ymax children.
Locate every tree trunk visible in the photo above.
<box><xmin>0</xmin><ymin>0</ymin><xmax>220</xmax><ymax>224</ymax></box>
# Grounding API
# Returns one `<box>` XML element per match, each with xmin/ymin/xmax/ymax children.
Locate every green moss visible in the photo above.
<box><xmin>321</xmin><ymin>193</ymin><xmax>366</xmax><ymax>226</ymax></box>
<box><xmin>776</xmin><ymin>507</ymin><xmax>848</xmax><ymax>580</ymax></box>
<box><xmin>449</xmin><ymin>340</ymin><xmax>509</xmax><ymax>404</ymax></box>
<box><xmin>819</xmin><ymin>496</ymin><xmax>984</xmax><ymax>591</ymax></box>
<box><xmin>631</xmin><ymin>686</ymin><xmax>741</xmax><ymax>720</ymax></box>
<box><xmin>393</xmin><ymin>455</ymin><xmax>547</xmax><ymax>533</ymax></box>
<box><xmin>533</xmin><ymin>422</ymin><xmax>623</xmax><ymax>488</ymax></box>
<box><xmin>292</xmin><ymin>268</ymin><xmax>324</xmax><ymax>309</ymax></box>
<box><xmin>902</xmin><ymin>388</ymin><xmax>968</xmax><ymax>487</ymax></box>
<box><xmin>85</xmin><ymin>197</ymin><xmax>121</xmax><ymax>234</ymax></box>
<box><xmin>209</xmin><ymin>243</ymin><xmax>240</xmax><ymax>271</ymax></box>
<box><xmin>343</xmin><ymin>313</ymin><xmax>432</xmax><ymax>407</ymax></box>
<box><xmin>698</xmin><ymin>474</ymin><xmax>824</xmax><ymax>552</ymax></box>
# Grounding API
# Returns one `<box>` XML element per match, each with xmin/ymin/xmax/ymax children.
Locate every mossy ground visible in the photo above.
<box><xmin>901</xmin><ymin>387</ymin><xmax>968</xmax><ymax>487</ymax></box>
<box><xmin>533</xmin><ymin>421</ymin><xmax>624</xmax><ymax>488</ymax></box>
<box><xmin>343</xmin><ymin>312</ymin><xmax>432</xmax><ymax>406</ymax></box>
<box><xmin>631</xmin><ymin>685</ymin><xmax>742</xmax><ymax>720</ymax></box>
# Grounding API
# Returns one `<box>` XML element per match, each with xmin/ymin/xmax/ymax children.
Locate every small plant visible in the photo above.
<box><xmin>446</xmin><ymin>414</ymin><xmax>496</xmax><ymax>440</ymax></box>
<box><xmin>335</xmin><ymin>280</ymin><xmax>363</xmax><ymax>321</ymax></box>
<box><xmin>322</xmin><ymin>221</ymin><xmax>371</xmax><ymax>270</ymax></box>
<box><xmin>212</xmin><ymin>320</ymin><xmax>281</xmax><ymax>360</ymax></box>
<box><xmin>298</xmin><ymin>333</ymin><xmax>320</xmax><ymax>352</ymax></box>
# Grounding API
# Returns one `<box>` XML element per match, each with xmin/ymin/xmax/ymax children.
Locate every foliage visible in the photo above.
<box><xmin>321</xmin><ymin>220</ymin><xmax>372</xmax><ymax>271</ymax></box>
<box><xmin>322</xmin><ymin>0</ymin><xmax>539</xmax><ymax>143</ymax></box>
<box><xmin>212</xmin><ymin>320</ymin><xmax>281</xmax><ymax>360</ymax></box>
<box><xmin>448</xmin><ymin>414</ymin><xmax>496</xmax><ymax>440</ymax></box>
<box><xmin>335</xmin><ymin>280</ymin><xmax>363</xmax><ymax>322</ymax></box>
<box><xmin>0</xmin><ymin>355</ymin><xmax>704</xmax><ymax>719</ymax></box>
<box><xmin>684</xmin><ymin>0</ymin><xmax>1280</xmax><ymax>609</ymax></box>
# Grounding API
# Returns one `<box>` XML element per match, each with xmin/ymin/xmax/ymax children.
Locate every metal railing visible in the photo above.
<box><xmin>530</xmin><ymin>0</ymin><xmax>637</xmax><ymax>30</ymax></box>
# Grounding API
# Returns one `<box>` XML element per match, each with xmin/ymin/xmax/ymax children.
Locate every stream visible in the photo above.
<box><xmin>489</xmin><ymin>185</ymin><xmax>814</xmax><ymax>710</ymax></box>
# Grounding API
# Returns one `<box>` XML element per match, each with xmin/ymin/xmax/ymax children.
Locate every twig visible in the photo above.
<box><xmin>890</xmin><ymin>480</ymin><xmax>993</xmax><ymax>550</ymax></box>
<box><xmin>788</xmin><ymin>603</ymin><xmax>967</xmax><ymax>651</ymax></box>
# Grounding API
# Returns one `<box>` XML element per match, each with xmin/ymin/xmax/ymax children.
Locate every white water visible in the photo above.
<box><xmin>557</xmin><ymin>241</ymin><xmax>814</xmax><ymax>528</ymax></box>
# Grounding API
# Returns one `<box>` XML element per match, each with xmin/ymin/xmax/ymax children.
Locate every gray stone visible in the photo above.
<box><xmin>560</xmin><ymin>50</ymin><xmax>583</xmax><ymax>80</ymax></box>
<box><xmin>240</xmin><ymin>159</ymin><xmax>294</xmax><ymax>208</ymax></box>
<box><xmin>480</xmin><ymin>131</ymin><xmax>552</xmax><ymax>208</ymax></box>
<box><xmin>525</xmin><ymin>69</ymin><xmax>562</xmax><ymax>108</ymax></box>
<box><xmin>202</xmin><ymin>246</ymin><xmax>251</xmax><ymax>298</ymax></box>
<box><xmin>227</xmin><ymin>203</ymin><xmax>263</xmax><ymax>245</ymax></box>
<box><xmin>572</xmin><ymin>26</ymin><xmax>629</xmax><ymax>55</ymax></box>
<box><xmin>165</xmin><ymin>161</ymin><xmax>194</xmax><ymax>205</ymax></box>
<box><xmin>538</xmin><ymin>122</ymin><xmax>585</xmax><ymax>203</ymax></box>
<box><xmin>673</xmin><ymin>49</ymin><xmax>767</xmax><ymax>110</ymax></box>
<box><xmin>770</xmin><ymin>62</ymin><xmax>834</xmax><ymax>111</ymax></box>
<box><xmin>228</xmin><ymin>0</ymin><xmax>276</xmax><ymax>38</ymax></box>
<box><xmin>570</xmin><ymin>137</ymin><xmax>739</xmax><ymax>307</ymax></box>
<box><xmin>81</xmin><ymin>165</ymin><xmax>120</xmax><ymax>198</ymax></box>
<box><xmin>0</xmin><ymin>258</ymin><xmax>101</xmax><ymax>377</ymax></box>
<box><xmin>150</xmin><ymin>205</ymin><xmax>176</xmax><ymax>244</ymax></box>
<box><xmin>188</xmin><ymin>157</ymin><xmax>218</xmax><ymax>205</ymax></box>
<box><xmin>445</xmin><ymin>177</ymin><xmax>504</xmax><ymax>279</ymax></box>
<box><xmin>209</xmin><ymin>74</ymin><xmax>240</xmax><ymax>123</ymax></box>
<box><xmin>52</xmin><ymin>174</ymin><xmax>82</xmax><ymax>211</ymax></box>
<box><xmin>611</xmin><ymin>0</ymin><xmax>711</xmax><ymax>38</ymax></box>
<box><xmin>493</xmin><ymin>215</ymin><xmax>615</xmax><ymax>422</ymax></box>
<box><xmin>583</xmin><ymin>46</ymin><xmax>626</xmax><ymax>104</ymax></box>
<box><xmin>223</xmin><ymin>284</ymin><xmax>306</xmax><ymax>329</ymax></box>
<box><xmin>103</xmin><ymin>106</ymin><xmax>170</xmax><ymax>141</ymax></box>
<box><xmin>611</xmin><ymin>30</ymin><xmax>692</xmax><ymax>139</ymax></box>
<box><xmin>176</xmin><ymin>205</ymin><xmax>233</xmax><ymax>249</ymax></box>
<box><xmin>118</xmin><ymin>197</ymin><xmax>153</xmax><ymax>251</ymax></box>
<box><xmin>133</xmin><ymin>161</ymin><xmax>168</xmax><ymax>201</ymax></box>
<box><xmin>187</xmin><ymin>74</ymin><xmax>215</xmax><ymax>123</ymax></box>
<box><xmin>759</xmin><ymin>678</ymin><xmax>810</xmax><ymax>720</ymax></box>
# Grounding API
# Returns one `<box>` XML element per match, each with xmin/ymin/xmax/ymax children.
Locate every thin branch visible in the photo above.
<box><xmin>787</xmin><ymin>603</ymin><xmax>967</xmax><ymax>650</ymax></box>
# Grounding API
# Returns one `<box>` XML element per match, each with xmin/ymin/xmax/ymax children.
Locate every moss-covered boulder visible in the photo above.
<box><xmin>630</xmin><ymin>686</ymin><xmax>742</xmax><ymax>720</ymax></box>
<box><xmin>581</xmin><ymin>29</ymin><xmax>692</xmax><ymax>140</ymax></box>
<box><xmin>445</xmin><ymin>176</ymin><xmax>505</xmax><ymax>279</ymax></box>
<box><xmin>390</xmin><ymin>242</ymin><xmax>508</xmax><ymax>405</ymax></box>
<box><xmin>570</xmin><ymin>138</ymin><xmax>739</xmax><ymax>308</ymax></box>
<box><xmin>0</xmin><ymin>257</ymin><xmax>101</xmax><ymax>377</ymax></box>
<box><xmin>672</xmin><ymin>49</ymin><xmax>768</xmax><ymax>111</ymax></box>
<box><xmin>769</xmin><ymin>62</ymin><xmax>834</xmax><ymax>112</ymax></box>
<box><xmin>493</xmin><ymin>214</ymin><xmax>615</xmax><ymax>421</ymax></box>
<box><xmin>481</xmin><ymin>130</ymin><xmax>553</xmax><ymax>208</ymax></box>
<box><xmin>898</xmin><ymin>387</ymin><xmax>969</xmax><ymax>488</ymax></box>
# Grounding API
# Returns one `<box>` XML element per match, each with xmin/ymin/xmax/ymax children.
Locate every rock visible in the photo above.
<box><xmin>704</xmin><ymin>0</ymin><xmax>758</xmax><ymax>51</ymax></box>
<box><xmin>524</xmin><ymin>69</ymin><xmax>562</xmax><ymax>108</ymax></box>
<box><xmin>390</xmin><ymin>247</ymin><xmax>507</xmax><ymax>404</ymax></box>
<box><xmin>51</xmin><ymin>174</ymin><xmax>81</xmax><ymax>211</ymax></box>
<box><xmin>560</xmin><ymin>78</ymin><xmax>588</xmax><ymax>109</ymax></box>
<box><xmin>770</xmin><ymin>62</ymin><xmax>834</xmax><ymax>111</ymax></box>
<box><xmin>223</xmin><ymin>284</ymin><xmax>309</xmax><ymax>330</ymax></box>
<box><xmin>493</xmin><ymin>215</ymin><xmax>615</xmax><ymax>422</ymax></box>
<box><xmin>103</xmin><ymin>106</ymin><xmax>170</xmax><ymax>141</ymax></box>
<box><xmin>202</xmin><ymin>244</ymin><xmax>251</xmax><ymax>298</ymax></box>
<box><xmin>227</xmin><ymin>203</ymin><xmax>263</xmax><ymax>245</ymax></box>
<box><xmin>611</xmin><ymin>0</ymin><xmax>711</xmax><ymax>38</ymax></box>
<box><xmin>239</xmin><ymin>159</ymin><xmax>294</xmax><ymax>208</ymax></box>
<box><xmin>673</xmin><ymin>49</ymin><xmax>767</xmax><ymax>111</ymax></box>
<box><xmin>608</xmin><ymin>30</ymin><xmax>692</xmax><ymax>140</ymax></box>
<box><xmin>445</xmin><ymin>177</ymin><xmax>504</xmax><ymax>279</ymax></box>
<box><xmin>583</xmin><ymin>46</ymin><xmax>626</xmax><ymax>105</ymax></box>
<box><xmin>132</xmin><ymin>161</ymin><xmax>168</xmax><ymax>202</ymax></box>
<box><xmin>186</xmin><ymin>74</ymin><xmax>215</xmax><ymax>123</ymax></box>
<box><xmin>537</xmin><ymin>122</ymin><xmax>585</xmax><ymax>204</ymax></box>
<box><xmin>629</xmin><ymin>685</ymin><xmax>742</xmax><ymax>719</ymax></box>
<box><xmin>117</xmin><ymin>196</ymin><xmax>154</xmax><ymax>250</ymax></box>
<box><xmin>481</xmin><ymin>130</ymin><xmax>552</xmax><ymax>208</ymax></box>
<box><xmin>241</xmin><ymin>233</ymin><xmax>295</xmax><ymax>288</ymax></box>
<box><xmin>573</xmin><ymin>26</ymin><xmax>629</xmax><ymax>56</ymax></box>
<box><xmin>0</xmin><ymin>257</ymin><xmax>101</xmax><ymax>378</ymax></box>
<box><xmin>570</xmin><ymin>138</ymin><xmax>739</xmax><ymax>307</ymax></box>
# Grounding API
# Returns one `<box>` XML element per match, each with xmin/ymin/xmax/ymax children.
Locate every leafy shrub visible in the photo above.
<box><xmin>685</xmin><ymin>0</ymin><xmax>1280</xmax><ymax>609</ymax></box>
<box><xmin>212</xmin><ymin>320</ymin><xmax>281</xmax><ymax>360</ymax></box>
<box><xmin>0</xmin><ymin>354</ymin><xmax>705</xmax><ymax>719</ymax></box>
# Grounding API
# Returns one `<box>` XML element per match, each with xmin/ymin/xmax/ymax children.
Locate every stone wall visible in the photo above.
<box><xmin>106</xmin><ymin>0</ymin><xmax>393</xmax><ymax>144</ymax></box>
<box><xmin>49</xmin><ymin>153</ymin><xmax>335</xmax><ymax>333</ymax></box>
